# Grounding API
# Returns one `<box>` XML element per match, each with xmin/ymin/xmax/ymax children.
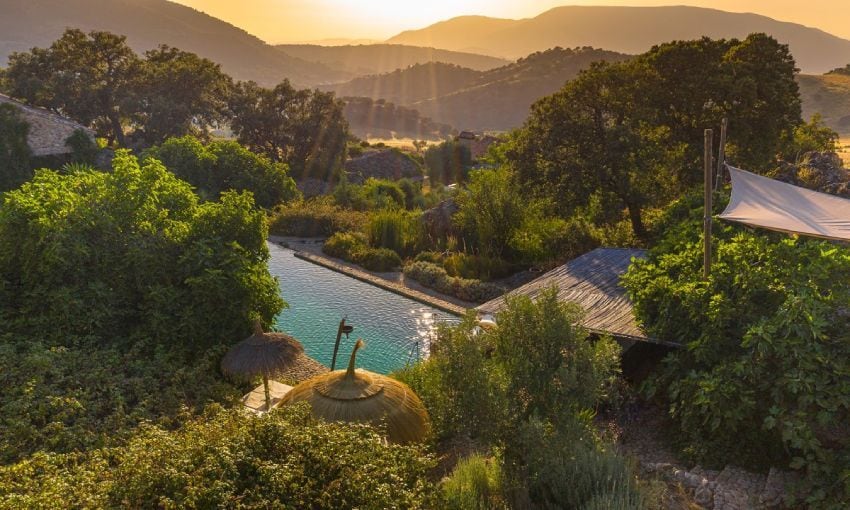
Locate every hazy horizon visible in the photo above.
<box><xmin>170</xmin><ymin>1</ymin><xmax>850</xmax><ymax>45</ymax></box>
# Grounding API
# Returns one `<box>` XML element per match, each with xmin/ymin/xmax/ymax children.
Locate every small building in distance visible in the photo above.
<box><xmin>0</xmin><ymin>94</ymin><xmax>94</xmax><ymax>156</ymax></box>
<box><xmin>455</xmin><ymin>130</ymin><xmax>500</xmax><ymax>160</ymax></box>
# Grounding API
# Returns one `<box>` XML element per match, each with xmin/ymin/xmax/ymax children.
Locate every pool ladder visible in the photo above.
<box><xmin>405</xmin><ymin>341</ymin><xmax>421</xmax><ymax>367</ymax></box>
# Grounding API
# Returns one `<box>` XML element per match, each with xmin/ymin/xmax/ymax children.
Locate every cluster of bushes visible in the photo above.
<box><xmin>323</xmin><ymin>232</ymin><xmax>402</xmax><ymax>272</ymax></box>
<box><xmin>403</xmin><ymin>261</ymin><xmax>504</xmax><ymax>303</ymax></box>
<box><xmin>268</xmin><ymin>197</ymin><xmax>368</xmax><ymax>237</ymax></box>
<box><xmin>0</xmin><ymin>405</ymin><xmax>436</xmax><ymax>508</ymax></box>
<box><xmin>395</xmin><ymin>290</ymin><xmax>647</xmax><ymax>508</ymax></box>
<box><xmin>623</xmin><ymin>193</ymin><xmax>850</xmax><ymax>506</ymax></box>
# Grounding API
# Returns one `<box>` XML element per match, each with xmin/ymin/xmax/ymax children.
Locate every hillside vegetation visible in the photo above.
<box><xmin>0</xmin><ymin>0</ymin><xmax>344</xmax><ymax>87</ymax></box>
<box><xmin>326</xmin><ymin>47</ymin><xmax>631</xmax><ymax>132</ymax></box>
<box><xmin>798</xmin><ymin>73</ymin><xmax>850</xmax><ymax>135</ymax></box>
<box><xmin>387</xmin><ymin>6</ymin><xmax>850</xmax><ymax>73</ymax></box>
<box><xmin>275</xmin><ymin>43</ymin><xmax>508</xmax><ymax>75</ymax></box>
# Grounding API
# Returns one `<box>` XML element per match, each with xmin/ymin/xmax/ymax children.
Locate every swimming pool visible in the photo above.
<box><xmin>267</xmin><ymin>242</ymin><xmax>459</xmax><ymax>374</ymax></box>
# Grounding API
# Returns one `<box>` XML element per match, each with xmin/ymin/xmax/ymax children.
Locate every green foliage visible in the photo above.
<box><xmin>333</xmin><ymin>177</ymin><xmax>414</xmax><ymax>211</ymax></box>
<box><xmin>367</xmin><ymin>208</ymin><xmax>423</xmax><ymax>256</ymax></box>
<box><xmin>64</xmin><ymin>129</ymin><xmax>98</xmax><ymax>165</ymax></box>
<box><xmin>269</xmin><ymin>197</ymin><xmax>367</xmax><ymax>237</ymax></box>
<box><xmin>424</xmin><ymin>140</ymin><xmax>473</xmax><ymax>185</ymax></box>
<box><xmin>0</xmin><ymin>103</ymin><xmax>32</xmax><ymax>191</ymax></box>
<box><xmin>780</xmin><ymin>113</ymin><xmax>840</xmax><ymax>162</ymax></box>
<box><xmin>144</xmin><ymin>136</ymin><xmax>300</xmax><ymax>208</ymax></box>
<box><xmin>414</xmin><ymin>251</ymin><xmax>444</xmax><ymax>264</ymax></box>
<box><xmin>442</xmin><ymin>454</ymin><xmax>507</xmax><ymax>510</ymax></box>
<box><xmin>0</xmin><ymin>150</ymin><xmax>284</xmax><ymax>347</ymax></box>
<box><xmin>357</xmin><ymin>247</ymin><xmax>403</xmax><ymax>272</ymax></box>
<box><xmin>455</xmin><ymin>166</ymin><xmax>566</xmax><ymax>263</ymax></box>
<box><xmin>229</xmin><ymin>80</ymin><xmax>348</xmax><ymax>181</ymax></box>
<box><xmin>323</xmin><ymin>232</ymin><xmax>402</xmax><ymax>271</ymax></box>
<box><xmin>403</xmin><ymin>262</ymin><xmax>504</xmax><ymax>303</ymax></box>
<box><xmin>133</xmin><ymin>45</ymin><xmax>232</xmax><ymax>145</ymax></box>
<box><xmin>443</xmin><ymin>253</ymin><xmax>513</xmax><ymax>281</ymax></box>
<box><xmin>0</xmin><ymin>405</ymin><xmax>437</xmax><ymax>509</ymax></box>
<box><xmin>622</xmin><ymin>196</ymin><xmax>850</xmax><ymax>505</ymax></box>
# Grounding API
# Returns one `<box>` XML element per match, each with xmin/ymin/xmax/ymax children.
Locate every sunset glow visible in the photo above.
<box><xmin>171</xmin><ymin>0</ymin><xmax>850</xmax><ymax>43</ymax></box>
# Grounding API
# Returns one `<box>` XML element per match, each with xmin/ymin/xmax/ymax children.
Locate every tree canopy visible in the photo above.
<box><xmin>143</xmin><ymin>136</ymin><xmax>300</xmax><ymax>208</ymax></box>
<box><xmin>0</xmin><ymin>103</ymin><xmax>32</xmax><ymax>191</ymax></box>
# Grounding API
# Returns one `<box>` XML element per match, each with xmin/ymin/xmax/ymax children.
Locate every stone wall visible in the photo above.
<box><xmin>0</xmin><ymin>94</ymin><xmax>94</xmax><ymax>156</ymax></box>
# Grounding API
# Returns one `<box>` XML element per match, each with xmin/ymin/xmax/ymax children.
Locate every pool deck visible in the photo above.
<box><xmin>291</xmin><ymin>250</ymin><xmax>469</xmax><ymax>316</ymax></box>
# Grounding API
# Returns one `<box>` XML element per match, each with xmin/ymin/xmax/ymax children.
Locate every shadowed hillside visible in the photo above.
<box><xmin>275</xmin><ymin>44</ymin><xmax>508</xmax><ymax>75</ymax></box>
<box><xmin>798</xmin><ymin>72</ymin><xmax>850</xmax><ymax>135</ymax></box>
<box><xmin>387</xmin><ymin>6</ymin><xmax>850</xmax><ymax>74</ymax></box>
<box><xmin>0</xmin><ymin>0</ymin><xmax>345</xmax><ymax>86</ymax></box>
<box><xmin>327</xmin><ymin>47</ymin><xmax>630</xmax><ymax>132</ymax></box>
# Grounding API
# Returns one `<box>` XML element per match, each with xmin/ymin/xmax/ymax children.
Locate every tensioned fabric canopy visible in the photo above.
<box><xmin>719</xmin><ymin>166</ymin><xmax>850</xmax><ymax>242</ymax></box>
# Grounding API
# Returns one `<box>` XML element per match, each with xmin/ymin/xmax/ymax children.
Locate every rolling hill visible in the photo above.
<box><xmin>798</xmin><ymin>72</ymin><xmax>850</xmax><ymax>135</ymax></box>
<box><xmin>325</xmin><ymin>47</ymin><xmax>630</xmax><ymax>132</ymax></box>
<box><xmin>0</xmin><ymin>0</ymin><xmax>345</xmax><ymax>87</ymax></box>
<box><xmin>275</xmin><ymin>44</ymin><xmax>508</xmax><ymax>75</ymax></box>
<box><xmin>387</xmin><ymin>6</ymin><xmax>850</xmax><ymax>74</ymax></box>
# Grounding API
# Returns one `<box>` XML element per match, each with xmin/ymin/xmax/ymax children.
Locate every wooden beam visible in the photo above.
<box><xmin>704</xmin><ymin>129</ymin><xmax>714</xmax><ymax>279</ymax></box>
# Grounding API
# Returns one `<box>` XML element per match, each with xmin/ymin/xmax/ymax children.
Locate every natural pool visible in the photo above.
<box><xmin>267</xmin><ymin>242</ymin><xmax>459</xmax><ymax>374</ymax></box>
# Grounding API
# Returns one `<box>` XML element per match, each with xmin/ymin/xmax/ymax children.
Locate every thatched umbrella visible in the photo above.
<box><xmin>221</xmin><ymin>320</ymin><xmax>304</xmax><ymax>410</ymax></box>
<box><xmin>280</xmin><ymin>339</ymin><xmax>431</xmax><ymax>443</ymax></box>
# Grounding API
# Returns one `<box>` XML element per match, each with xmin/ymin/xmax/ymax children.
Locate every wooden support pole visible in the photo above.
<box><xmin>330</xmin><ymin>317</ymin><xmax>346</xmax><ymax>371</ymax></box>
<box><xmin>715</xmin><ymin>118</ymin><xmax>728</xmax><ymax>191</ymax></box>
<box><xmin>704</xmin><ymin>129</ymin><xmax>714</xmax><ymax>279</ymax></box>
<box><xmin>262</xmin><ymin>374</ymin><xmax>271</xmax><ymax>411</ymax></box>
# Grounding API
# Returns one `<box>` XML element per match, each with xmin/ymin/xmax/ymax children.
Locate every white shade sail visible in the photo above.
<box><xmin>719</xmin><ymin>166</ymin><xmax>850</xmax><ymax>241</ymax></box>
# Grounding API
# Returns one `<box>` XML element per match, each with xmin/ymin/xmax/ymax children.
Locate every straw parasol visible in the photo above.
<box><xmin>279</xmin><ymin>339</ymin><xmax>431</xmax><ymax>443</ymax></box>
<box><xmin>221</xmin><ymin>320</ymin><xmax>304</xmax><ymax>410</ymax></box>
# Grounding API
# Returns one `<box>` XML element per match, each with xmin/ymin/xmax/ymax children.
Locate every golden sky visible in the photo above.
<box><xmin>171</xmin><ymin>0</ymin><xmax>850</xmax><ymax>44</ymax></box>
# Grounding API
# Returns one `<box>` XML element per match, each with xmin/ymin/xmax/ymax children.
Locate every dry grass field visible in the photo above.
<box><xmin>839</xmin><ymin>138</ymin><xmax>850</xmax><ymax>167</ymax></box>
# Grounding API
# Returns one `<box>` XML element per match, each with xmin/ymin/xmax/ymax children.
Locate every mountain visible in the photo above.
<box><xmin>387</xmin><ymin>6</ymin><xmax>850</xmax><ymax>74</ymax></box>
<box><xmin>326</xmin><ymin>47</ymin><xmax>630</xmax><ymax>132</ymax></box>
<box><xmin>323</xmin><ymin>62</ymin><xmax>483</xmax><ymax>106</ymax></box>
<box><xmin>275</xmin><ymin>44</ymin><xmax>508</xmax><ymax>75</ymax></box>
<box><xmin>798</xmin><ymin>72</ymin><xmax>850</xmax><ymax>135</ymax></box>
<box><xmin>0</xmin><ymin>0</ymin><xmax>346</xmax><ymax>87</ymax></box>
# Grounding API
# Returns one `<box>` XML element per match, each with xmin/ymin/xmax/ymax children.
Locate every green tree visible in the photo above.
<box><xmin>229</xmin><ymin>80</ymin><xmax>348</xmax><ymax>181</ymax></box>
<box><xmin>0</xmin><ymin>103</ymin><xmax>32</xmax><ymax>191</ymax></box>
<box><xmin>143</xmin><ymin>136</ymin><xmax>300</xmax><ymax>208</ymax></box>
<box><xmin>424</xmin><ymin>139</ymin><xmax>472</xmax><ymax>185</ymax></box>
<box><xmin>133</xmin><ymin>46</ymin><xmax>232</xmax><ymax>145</ymax></box>
<box><xmin>780</xmin><ymin>113</ymin><xmax>839</xmax><ymax>162</ymax></box>
<box><xmin>0</xmin><ymin>150</ymin><xmax>284</xmax><ymax>345</ymax></box>
<box><xmin>5</xmin><ymin>29</ymin><xmax>140</xmax><ymax>145</ymax></box>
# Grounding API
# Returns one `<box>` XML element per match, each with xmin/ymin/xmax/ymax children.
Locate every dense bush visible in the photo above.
<box><xmin>396</xmin><ymin>290</ymin><xmax>633</xmax><ymax>507</ymax></box>
<box><xmin>323</xmin><ymin>232</ymin><xmax>402</xmax><ymax>272</ymax></box>
<box><xmin>424</xmin><ymin>140</ymin><xmax>473</xmax><ymax>185</ymax></box>
<box><xmin>443</xmin><ymin>252</ymin><xmax>513</xmax><ymax>281</ymax></box>
<box><xmin>622</xmin><ymin>194</ymin><xmax>850</xmax><ymax>506</ymax></box>
<box><xmin>442</xmin><ymin>454</ymin><xmax>507</xmax><ymax>510</ymax></box>
<box><xmin>143</xmin><ymin>136</ymin><xmax>300</xmax><ymax>208</ymax></box>
<box><xmin>403</xmin><ymin>261</ymin><xmax>503</xmax><ymax>303</ymax></box>
<box><xmin>368</xmin><ymin>208</ymin><xmax>424</xmax><ymax>256</ymax></box>
<box><xmin>0</xmin><ymin>102</ymin><xmax>33</xmax><ymax>191</ymax></box>
<box><xmin>0</xmin><ymin>151</ymin><xmax>283</xmax><ymax>347</ymax></box>
<box><xmin>0</xmin><ymin>405</ymin><xmax>436</xmax><ymax>508</ymax></box>
<box><xmin>268</xmin><ymin>197</ymin><xmax>367</xmax><ymax>237</ymax></box>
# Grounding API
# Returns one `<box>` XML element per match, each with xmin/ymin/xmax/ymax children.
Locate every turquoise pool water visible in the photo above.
<box><xmin>267</xmin><ymin>242</ymin><xmax>458</xmax><ymax>374</ymax></box>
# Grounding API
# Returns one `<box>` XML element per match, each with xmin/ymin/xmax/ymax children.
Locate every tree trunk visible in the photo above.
<box><xmin>109</xmin><ymin>112</ymin><xmax>125</xmax><ymax>147</ymax></box>
<box><xmin>625</xmin><ymin>200</ymin><xmax>647</xmax><ymax>240</ymax></box>
<box><xmin>263</xmin><ymin>375</ymin><xmax>271</xmax><ymax>411</ymax></box>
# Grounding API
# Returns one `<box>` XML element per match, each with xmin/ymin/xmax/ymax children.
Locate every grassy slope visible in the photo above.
<box><xmin>798</xmin><ymin>73</ymin><xmax>850</xmax><ymax>136</ymax></box>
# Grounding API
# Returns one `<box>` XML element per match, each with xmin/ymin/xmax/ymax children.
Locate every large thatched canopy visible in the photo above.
<box><xmin>280</xmin><ymin>339</ymin><xmax>430</xmax><ymax>443</ymax></box>
<box><xmin>221</xmin><ymin>321</ymin><xmax>304</xmax><ymax>379</ymax></box>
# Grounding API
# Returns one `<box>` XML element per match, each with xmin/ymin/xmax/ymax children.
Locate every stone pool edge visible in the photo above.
<box><xmin>290</xmin><ymin>250</ymin><xmax>469</xmax><ymax>317</ymax></box>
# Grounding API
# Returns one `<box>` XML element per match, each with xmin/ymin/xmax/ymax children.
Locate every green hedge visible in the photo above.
<box><xmin>269</xmin><ymin>198</ymin><xmax>367</xmax><ymax>237</ymax></box>
<box><xmin>322</xmin><ymin>232</ymin><xmax>402</xmax><ymax>272</ymax></box>
<box><xmin>403</xmin><ymin>261</ymin><xmax>503</xmax><ymax>303</ymax></box>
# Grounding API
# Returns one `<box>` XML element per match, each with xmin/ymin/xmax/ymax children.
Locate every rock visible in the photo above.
<box><xmin>760</xmin><ymin>467</ymin><xmax>798</xmax><ymax>508</ymax></box>
<box><xmin>695</xmin><ymin>480</ymin><xmax>715</xmax><ymax>508</ymax></box>
<box><xmin>713</xmin><ymin>466</ymin><xmax>766</xmax><ymax>510</ymax></box>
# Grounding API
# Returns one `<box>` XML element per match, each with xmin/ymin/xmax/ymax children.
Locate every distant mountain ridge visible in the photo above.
<box><xmin>275</xmin><ymin>44</ymin><xmax>508</xmax><ymax>75</ymax></box>
<box><xmin>325</xmin><ymin>47</ymin><xmax>631</xmax><ymax>132</ymax></box>
<box><xmin>0</xmin><ymin>0</ymin><xmax>345</xmax><ymax>87</ymax></box>
<box><xmin>387</xmin><ymin>6</ymin><xmax>850</xmax><ymax>74</ymax></box>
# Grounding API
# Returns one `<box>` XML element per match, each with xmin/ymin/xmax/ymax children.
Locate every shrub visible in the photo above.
<box><xmin>322</xmin><ymin>231</ymin><xmax>368</xmax><ymax>260</ymax></box>
<box><xmin>0</xmin><ymin>405</ymin><xmax>437</xmax><ymax>508</ymax></box>
<box><xmin>0</xmin><ymin>102</ymin><xmax>32</xmax><ymax>191</ymax></box>
<box><xmin>442</xmin><ymin>454</ymin><xmax>507</xmax><ymax>510</ymax></box>
<box><xmin>414</xmin><ymin>251</ymin><xmax>444</xmax><ymax>264</ymax></box>
<box><xmin>443</xmin><ymin>253</ymin><xmax>513</xmax><ymax>281</ymax></box>
<box><xmin>357</xmin><ymin>247</ymin><xmax>402</xmax><ymax>272</ymax></box>
<box><xmin>269</xmin><ymin>197</ymin><xmax>367</xmax><ymax>237</ymax></box>
<box><xmin>623</xmin><ymin>194</ymin><xmax>850</xmax><ymax>505</ymax></box>
<box><xmin>404</xmin><ymin>261</ymin><xmax>504</xmax><ymax>303</ymax></box>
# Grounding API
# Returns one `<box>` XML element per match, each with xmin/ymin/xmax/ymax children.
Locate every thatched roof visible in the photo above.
<box><xmin>280</xmin><ymin>340</ymin><xmax>431</xmax><ymax>443</ymax></box>
<box><xmin>221</xmin><ymin>321</ymin><xmax>305</xmax><ymax>379</ymax></box>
